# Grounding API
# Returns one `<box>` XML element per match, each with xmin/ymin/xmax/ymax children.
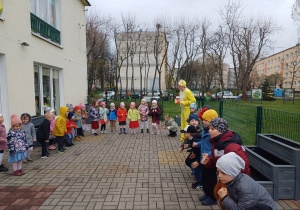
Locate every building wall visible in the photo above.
<box><xmin>0</xmin><ymin>0</ymin><xmax>88</xmax><ymax>127</ymax></box>
<box><xmin>254</xmin><ymin>45</ymin><xmax>300</xmax><ymax>91</ymax></box>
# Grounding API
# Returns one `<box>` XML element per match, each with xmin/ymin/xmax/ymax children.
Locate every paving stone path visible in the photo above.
<box><xmin>0</xmin><ymin>125</ymin><xmax>299</xmax><ymax>209</ymax></box>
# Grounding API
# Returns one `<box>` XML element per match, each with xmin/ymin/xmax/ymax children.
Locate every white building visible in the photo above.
<box><xmin>0</xmin><ymin>0</ymin><xmax>90</xmax><ymax>128</ymax></box>
<box><xmin>116</xmin><ymin>31</ymin><xmax>167</xmax><ymax>92</ymax></box>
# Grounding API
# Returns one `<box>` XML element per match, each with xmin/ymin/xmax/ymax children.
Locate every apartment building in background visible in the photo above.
<box><xmin>253</xmin><ymin>44</ymin><xmax>300</xmax><ymax>92</ymax></box>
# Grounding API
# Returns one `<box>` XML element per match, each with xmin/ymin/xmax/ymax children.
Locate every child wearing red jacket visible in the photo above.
<box><xmin>201</xmin><ymin>117</ymin><xmax>250</xmax><ymax>207</ymax></box>
<box><xmin>117</xmin><ymin>102</ymin><xmax>127</xmax><ymax>134</ymax></box>
<box><xmin>65</xmin><ymin>112</ymin><xmax>77</xmax><ymax>147</ymax></box>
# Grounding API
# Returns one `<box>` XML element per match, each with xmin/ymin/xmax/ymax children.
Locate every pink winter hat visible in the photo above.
<box><xmin>79</xmin><ymin>103</ymin><xmax>86</xmax><ymax>109</ymax></box>
<box><xmin>11</xmin><ymin>114</ymin><xmax>22</xmax><ymax>126</ymax></box>
<box><xmin>100</xmin><ymin>101</ymin><xmax>105</xmax><ymax>106</ymax></box>
<box><xmin>152</xmin><ymin>100</ymin><xmax>157</xmax><ymax>104</ymax></box>
<box><xmin>130</xmin><ymin>102</ymin><xmax>135</xmax><ymax>107</ymax></box>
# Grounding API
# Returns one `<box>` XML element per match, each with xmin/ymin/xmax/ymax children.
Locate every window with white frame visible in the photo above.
<box><xmin>34</xmin><ymin>64</ymin><xmax>61</xmax><ymax>115</ymax></box>
<box><xmin>30</xmin><ymin>0</ymin><xmax>61</xmax><ymax>30</ymax></box>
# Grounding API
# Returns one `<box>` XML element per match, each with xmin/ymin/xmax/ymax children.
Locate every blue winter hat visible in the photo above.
<box><xmin>67</xmin><ymin>112</ymin><xmax>74</xmax><ymax>120</ymax></box>
<box><xmin>189</xmin><ymin>113</ymin><xmax>199</xmax><ymax>122</ymax></box>
<box><xmin>190</xmin><ymin>103</ymin><xmax>197</xmax><ymax>110</ymax></box>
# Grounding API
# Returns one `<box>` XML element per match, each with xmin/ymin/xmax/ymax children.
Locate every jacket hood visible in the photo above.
<box><xmin>20</xmin><ymin>113</ymin><xmax>32</xmax><ymax>124</ymax></box>
<box><xmin>213</xmin><ymin>131</ymin><xmax>243</xmax><ymax>151</ymax></box>
<box><xmin>60</xmin><ymin>106</ymin><xmax>69</xmax><ymax>118</ymax></box>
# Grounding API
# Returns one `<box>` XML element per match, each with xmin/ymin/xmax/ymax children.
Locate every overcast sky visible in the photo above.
<box><xmin>88</xmin><ymin>0</ymin><xmax>298</xmax><ymax>66</ymax></box>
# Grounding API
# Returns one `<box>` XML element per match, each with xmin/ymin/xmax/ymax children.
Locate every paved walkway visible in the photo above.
<box><xmin>0</xmin><ymin>126</ymin><xmax>299</xmax><ymax>209</ymax></box>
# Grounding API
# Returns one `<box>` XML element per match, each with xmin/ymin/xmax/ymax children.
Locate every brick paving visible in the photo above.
<box><xmin>0</xmin><ymin>125</ymin><xmax>299</xmax><ymax>209</ymax></box>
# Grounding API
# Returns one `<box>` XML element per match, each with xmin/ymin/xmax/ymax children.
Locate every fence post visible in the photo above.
<box><xmin>256</xmin><ymin>106</ymin><xmax>263</xmax><ymax>145</ymax></box>
<box><xmin>197</xmin><ymin>98</ymin><xmax>201</xmax><ymax>109</ymax></box>
<box><xmin>219</xmin><ymin>100</ymin><xmax>223</xmax><ymax>118</ymax></box>
<box><xmin>201</xmin><ymin>97</ymin><xmax>205</xmax><ymax>107</ymax></box>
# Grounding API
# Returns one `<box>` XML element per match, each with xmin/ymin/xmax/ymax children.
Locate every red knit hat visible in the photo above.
<box><xmin>11</xmin><ymin>114</ymin><xmax>22</xmax><ymax>126</ymax></box>
<box><xmin>75</xmin><ymin>106</ymin><xmax>81</xmax><ymax>112</ymax></box>
<box><xmin>198</xmin><ymin>107</ymin><xmax>209</xmax><ymax>121</ymax></box>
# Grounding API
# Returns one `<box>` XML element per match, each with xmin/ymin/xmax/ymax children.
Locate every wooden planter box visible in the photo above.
<box><xmin>246</xmin><ymin>146</ymin><xmax>295</xmax><ymax>200</ymax></box>
<box><xmin>257</xmin><ymin>134</ymin><xmax>300</xmax><ymax>200</ymax></box>
<box><xmin>250</xmin><ymin>166</ymin><xmax>274</xmax><ymax>198</ymax></box>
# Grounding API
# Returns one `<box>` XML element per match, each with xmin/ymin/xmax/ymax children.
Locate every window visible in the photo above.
<box><xmin>291</xmin><ymin>52</ymin><xmax>294</xmax><ymax>57</ymax></box>
<box><xmin>285</xmin><ymin>82</ymin><xmax>287</xmax><ymax>86</ymax></box>
<box><xmin>271</xmin><ymin>59</ymin><xmax>273</xmax><ymax>64</ymax></box>
<box><xmin>286</xmin><ymin>54</ymin><xmax>289</xmax><ymax>59</ymax></box>
<box><xmin>278</xmin><ymin>57</ymin><xmax>280</xmax><ymax>61</ymax></box>
<box><xmin>30</xmin><ymin>0</ymin><xmax>61</xmax><ymax>45</ymax></box>
<box><xmin>295</xmin><ymin>51</ymin><xmax>297</xmax><ymax>57</ymax></box>
<box><xmin>268</xmin><ymin>68</ymin><xmax>270</xmax><ymax>72</ymax></box>
<box><xmin>290</xmin><ymin>62</ymin><xmax>293</xmax><ymax>67</ymax></box>
<box><xmin>298</xmin><ymin>81</ymin><xmax>300</xmax><ymax>87</ymax></box>
<box><xmin>285</xmin><ymin>72</ymin><xmax>288</xmax><ymax>77</ymax></box>
<box><xmin>277</xmin><ymin>65</ymin><xmax>280</xmax><ymax>70</ymax></box>
<box><xmin>34</xmin><ymin>64</ymin><xmax>61</xmax><ymax>115</ymax></box>
<box><xmin>285</xmin><ymin>63</ymin><xmax>288</xmax><ymax>69</ymax></box>
<box><xmin>290</xmin><ymin>72</ymin><xmax>292</xmax><ymax>77</ymax></box>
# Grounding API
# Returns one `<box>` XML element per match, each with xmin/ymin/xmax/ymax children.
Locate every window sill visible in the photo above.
<box><xmin>31</xmin><ymin>32</ymin><xmax>63</xmax><ymax>49</ymax></box>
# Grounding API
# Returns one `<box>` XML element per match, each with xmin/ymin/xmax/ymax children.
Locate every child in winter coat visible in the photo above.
<box><xmin>138</xmin><ymin>99</ymin><xmax>149</xmax><ymax>133</ymax></box>
<box><xmin>74</xmin><ymin>106</ymin><xmax>83</xmax><ymax>140</ymax></box>
<box><xmin>80</xmin><ymin>103</ymin><xmax>89</xmax><ymax>135</ymax></box>
<box><xmin>90</xmin><ymin>99</ymin><xmax>100</xmax><ymax>136</ymax></box>
<box><xmin>148</xmin><ymin>100</ymin><xmax>161</xmax><ymax>135</ymax></box>
<box><xmin>45</xmin><ymin>107</ymin><xmax>56</xmax><ymax>150</ymax></box>
<box><xmin>21</xmin><ymin>113</ymin><xmax>36</xmax><ymax>162</ymax></box>
<box><xmin>7</xmin><ymin>115</ymin><xmax>28</xmax><ymax>176</ymax></box>
<box><xmin>53</xmin><ymin>106</ymin><xmax>69</xmax><ymax>153</ymax></box>
<box><xmin>128</xmin><ymin>102</ymin><xmax>140</xmax><ymax>135</ymax></box>
<box><xmin>0</xmin><ymin>113</ymin><xmax>8</xmax><ymax>172</ymax></box>
<box><xmin>65</xmin><ymin>112</ymin><xmax>77</xmax><ymax>147</ymax></box>
<box><xmin>108</xmin><ymin>103</ymin><xmax>118</xmax><ymax>133</ymax></box>
<box><xmin>36</xmin><ymin>112</ymin><xmax>54</xmax><ymax>158</ymax></box>
<box><xmin>99</xmin><ymin>101</ymin><xmax>109</xmax><ymax>134</ymax></box>
<box><xmin>117</xmin><ymin>102</ymin><xmax>128</xmax><ymax>134</ymax></box>
<box><xmin>164</xmin><ymin>114</ymin><xmax>178</xmax><ymax>137</ymax></box>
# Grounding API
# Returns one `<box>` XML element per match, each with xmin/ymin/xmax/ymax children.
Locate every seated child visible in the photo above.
<box><xmin>65</xmin><ymin>112</ymin><xmax>77</xmax><ymax>147</ymax></box>
<box><xmin>181</xmin><ymin>125</ymin><xmax>202</xmax><ymax>189</ymax></box>
<box><xmin>164</xmin><ymin>114</ymin><xmax>178</xmax><ymax>137</ymax></box>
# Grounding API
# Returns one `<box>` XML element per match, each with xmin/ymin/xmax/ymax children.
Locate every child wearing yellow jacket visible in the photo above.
<box><xmin>128</xmin><ymin>102</ymin><xmax>140</xmax><ymax>135</ymax></box>
<box><xmin>53</xmin><ymin>106</ymin><xmax>69</xmax><ymax>153</ymax></box>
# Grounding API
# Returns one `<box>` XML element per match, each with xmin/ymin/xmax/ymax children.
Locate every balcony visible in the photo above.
<box><xmin>30</xmin><ymin>13</ymin><xmax>61</xmax><ymax>45</ymax></box>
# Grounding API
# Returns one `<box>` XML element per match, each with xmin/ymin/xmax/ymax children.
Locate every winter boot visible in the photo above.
<box><xmin>147</xmin><ymin>129</ymin><xmax>149</xmax><ymax>133</ymax></box>
<box><xmin>141</xmin><ymin>129</ymin><xmax>143</xmax><ymax>133</ymax></box>
<box><xmin>119</xmin><ymin>128</ymin><xmax>122</xmax><ymax>134</ymax></box>
<box><xmin>123</xmin><ymin>128</ymin><xmax>127</xmax><ymax>134</ymax></box>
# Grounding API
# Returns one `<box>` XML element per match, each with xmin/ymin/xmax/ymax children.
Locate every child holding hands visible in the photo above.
<box><xmin>99</xmin><ymin>101</ymin><xmax>109</xmax><ymax>134</ymax></box>
<box><xmin>108</xmin><ymin>103</ymin><xmax>118</xmax><ymax>133</ymax></box>
<box><xmin>138</xmin><ymin>99</ymin><xmax>149</xmax><ymax>133</ymax></box>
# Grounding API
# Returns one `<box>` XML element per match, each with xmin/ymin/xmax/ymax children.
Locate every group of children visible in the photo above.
<box><xmin>177</xmin><ymin>103</ymin><xmax>276</xmax><ymax>209</ymax></box>
<box><xmin>89</xmin><ymin>99</ymin><xmax>162</xmax><ymax>135</ymax></box>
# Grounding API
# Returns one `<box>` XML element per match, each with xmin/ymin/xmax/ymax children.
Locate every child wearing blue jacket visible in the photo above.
<box><xmin>193</xmin><ymin>109</ymin><xmax>218</xmax><ymax>205</ymax></box>
<box><xmin>108</xmin><ymin>103</ymin><xmax>118</xmax><ymax>133</ymax></box>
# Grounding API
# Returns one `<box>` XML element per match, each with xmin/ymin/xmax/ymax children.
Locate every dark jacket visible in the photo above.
<box><xmin>148</xmin><ymin>106</ymin><xmax>161</xmax><ymax>124</ymax></box>
<box><xmin>190</xmin><ymin>133</ymin><xmax>202</xmax><ymax>163</ymax></box>
<box><xmin>222</xmin><ymin>173</ymin><xmax>277</xmax><ymax>210</ymax></box>
<box><xmin>36</xmin><ymin>119</ymin><xmax>50</xmax><ymax>142</ymax></box>
<box><xmin>204</xmin><ymin>131</ymin><xmax>250</xmax><ymax>176</ymax></box>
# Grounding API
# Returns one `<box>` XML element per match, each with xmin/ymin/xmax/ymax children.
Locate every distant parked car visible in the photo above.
<box><xmin>99</xmin><ymin>91</ymin><xmax>115</xmax><ymax>99</ymax></box>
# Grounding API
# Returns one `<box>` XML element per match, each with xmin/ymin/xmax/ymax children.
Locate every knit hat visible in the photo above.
<box><xmin>67</xmin><ymin>112</ymin><xmax>74</xmax><ymax>120</ymax></box>
<box><xmin>79</xmin><ymin>103</ymin><xmax>86</xmax><ymax>109</ymax></box>
<box><xmin>178</xmin><ymin>79</ymin><xmax>186</xmax><ymax>87</ymax></box>
<box><xmin>66</xmin><ymin>104</ymin><xmax>74</xmax><ymax>109</ymax></box>
<box><xmin>190</xmin><ymin>103</ymin><xmax>197</xmax><ymax>110</ymax></box>
<box><xmin>110</xmin><ymin>103</ymin><xmax>115</xmax><ymax>107</ymax></box>
<box><xmin>198</xmin><ymin>105</ymin><xmax>211</xmax><ymax>121</ymax></box>
<box><xmin>120</xmin><ymin>102</ymin><xmax>125</xmax><ymax>107</ymax></box>
<box><xmin>202</xmin><ymin>109</ymin><xmax>218</xmax><ymax>122</ymax></box>
<box><xmin>0</xmin><ymin>113</ymin><xmax>3</xmax><ymax>118</ymax></box>
<box><xmin>209</xmin><ymin>117</ymin><xmax>228</xmax><ymax>133</ymax></box>
<box><xmin>180</xmin><ymin>125</ymin><xmax>197</xmax><ymax>133</ymax></box>
<box><xmin>43</xmin><ymin>106</ymin><xmax>55</xmax><ymax>113</ymax></box>
<box><xmin>130</xmin><ymin>102</ymin><xmax>135</xmax><ymax>107</ymax></box>
<box><xmin>100</xmin><ymin>101</ymin><xmax>105</xmax><ymax>106</ymax></box>
<box><xmin>141</xmin><ymin>99</ymin><xmax>146</xmax><ymax>103</ymax></box>
<box><xmin>75</xmin><ymin>106</ymin><xmax>81</xmax><ymax>112</ymax></box>
<box><xmin>188</xmin><ymin>113</ymin><xmax>199</xmax><ymax>122</ymax></box>
<box><xmin>152</xmin><ymin>100</ymin><xmax>157</xmax><ymax>104</ymax></box>
<box><xmin>216</xmin><ymin>152</ymin><xmax>245</xmax><ymax>178</ymax></box>
<box><xmin>11</xmin><ymin>114</ymin><xmax>22</xmax><ymax>126</ymax></box>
